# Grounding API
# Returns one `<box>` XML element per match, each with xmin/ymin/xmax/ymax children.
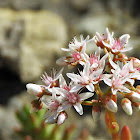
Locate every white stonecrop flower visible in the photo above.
<box><xmin>56</xmin><ymin>35</ymin><xmax>93</xmax><ymax>67</ymax></box>
<box><xmin>41</xmin><ymin>68</ymin><xmax>63</xmax><ymax>89</ymax></box>
<box><xmin>109</xmin><ymin>58</ymin><xmax>140</xmax><ymax>86</ymax></box>
<box><xmin>55</xmin><ymin>87</ymin><xmax>94</xmax><ymax>115</ymax></box>
<box><xmin>40</xmin><ymin>88</ymin><xmax>63</xmax><ymax>123</ymax></box>
<box><xmin>67</xmin><ymin>62</ymin><xmax>104</xmax><ymax>92</ymax></box>
<box><xmin>103</xmin><ymin>69</ymin><xmax>131</xmax><ymax>95</ymax></box>
<box><xmin>94</xmin><ymin>28</ymin><xmax>132</xmax><ymax>53</ymax></box>
<box><xmin>61</xmin><ymin>35</ymin><xmax>94</xmax><ymax>53</ymax></box>
<box><xmin>111</xmin><ymin>34</ymin><xmax>132</xmax><ymax>53</ymax></box>
<box><xmin>26</xmin><ymin>83</ymin><xmax>45</xmax><ymax>97</ymax></box>
<box><xmin>121</xmin><ymin>98</ymin><xmax>133</xmax><ymax>115</ymax></box>
<box><xmin>56</xmin><ymin>51</ymin><xmax>89</xmax><ymax>67</ymax></box>
<box><xmin>93</xmin><ymin>28</ymin><xmax>114</xmax><ymax>48</ymax></box>
<box><xmin>89</xmin><ymin>47</ymin><xmax>108</xmax><ymax>70</ymax></box>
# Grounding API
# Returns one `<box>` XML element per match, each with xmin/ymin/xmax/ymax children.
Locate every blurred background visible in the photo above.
<box><xmin>0</xmin><ymin>0</ymin><xmax>140</xmax><ymax>139</ymax></box>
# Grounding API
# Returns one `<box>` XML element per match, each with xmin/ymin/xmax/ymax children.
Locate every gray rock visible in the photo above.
<box><xmin>0</xmin><ymin>9</ymin><xmax>68</xmax><ymax>82</ymax></box>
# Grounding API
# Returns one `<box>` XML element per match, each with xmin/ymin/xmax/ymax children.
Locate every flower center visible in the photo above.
<box><xmin>112</xmin><ymin>40</ymin><xmax>121</xmax><ymax>50</ymax></box>
<box><xmin>72</xmin><ymin>52</ymin><xmax>81</xmax><ymax>61</ymax></box>
<box><xmin>50</xmin><ymin>100</ymin><xmax>59</xmax><ymax>111</ymax></box>
<box><xmin>67</xmin><ymin>92</ymin><xmax>79</xmax><ymax>104</ymax></box>
<box><xmin>112</xmin><ymin>79</ymin><xmax>122</xmax><ymax>89</ymax></box>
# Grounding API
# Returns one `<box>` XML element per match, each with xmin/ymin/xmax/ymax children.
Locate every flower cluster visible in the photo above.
<box><xmin>26</xmin><ymin>28</ymin><xmax>140</xmax><ymax>125</ymax></box>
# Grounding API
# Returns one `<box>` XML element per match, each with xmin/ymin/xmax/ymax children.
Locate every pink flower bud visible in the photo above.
<box><xmin>121</xmin><ymin>98</ymin><xmax>132</xmax><ymax>115</ymax></box>
<box><xmin>92</xmin><ymin>105</ymin><xmax>101</xmax><ymax>121</ymax></box>
<box><xmin>103</xmin><ymin>97</ymin><xmax>118</xmax><ymax>112</ymax></box>
<box><xmin>57</xmin><ymin>111</ymin><xmax>68</xmax><ymax>125</ymax></box>
<box><xmin>26</xmin><ymin>83</ymin><xmax>45</xmax><ymax>97</ymax></box>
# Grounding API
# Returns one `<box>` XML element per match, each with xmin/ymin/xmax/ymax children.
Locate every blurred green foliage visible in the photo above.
<box><xmin>15</xmin><ymin>105</ymin><xmax>95</xmax><ymax>140</ymax></box>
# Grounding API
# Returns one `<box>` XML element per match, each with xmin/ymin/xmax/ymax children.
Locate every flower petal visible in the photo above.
<box><xmin>86</xmin><ymin>83</ymin><xmax>94</xmax><ymax>92</ymax></box>
<box><xmin>103</xmin><ymin>78</ymin><xmax>112</xmax><ymax>87</ymax></box>
<box><xmin>54</xmin><ymin>68</ymin><xmax>64</xmax><ymax>80</ymax></box>
<box><xmin>58</xmin><ymin>102</ymin><xmax>71</xmax><ymax>112</ymax></box>
<box><xmin>73</xmin><ymin>103</ymin><xmax>83</xmax><ymax>115</ymax></box>
<box><xmin>66</xmin><ymin>73</ymin><xmax>81</xmax><ymax>83</ymax></box>
<box><xmin>70</xmin><ymin>84</ymin><xmax>83</xmax><ymax>92</ymax></box>
<box><xmin>79</xmin><ymin>92</ymin><xmax>94</xmax><ymax>101</ymax></box>
<box><xmin>119</xmin><ymin>34</ymin><xmax>130</xmax><ymax>47</ymax></box>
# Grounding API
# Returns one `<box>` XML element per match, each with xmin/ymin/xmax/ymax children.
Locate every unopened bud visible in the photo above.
<box><xmin>26</xmin><ymin>83</ymin><xmax>45</xmax><ymax>97</ymax></box>
<box><xmin>130</xmin><ymin>91</ymin><xmax>140</xmax><ymax>102</ymax></box>
<box><xmin>121</xmin><ymin>125</ymin><xmax>132</xmax><ymax>140</ymax></box>
<box><xmin>92</xmin><ymin>105</ymin><xmax>101</xmax><ymax>121</ymax></box>
<box><xmin>57</xmin><ymin>111</ymin><xmax>68</xmax><ymax>125</ymax></box>
<box><xmin>133</xmin><ymin>102</ymin><xmax>140</xmax><ymax>112</ymax></box>
<box><xmin>103</xmin><ymin>97</ymin><xmax>118</xmax><ymax>113</ymax></box>
<box><xmin>130</xmin><ymin>57</ymin><xmax>140</xmax><ymax>69</ymax></box>
<box><xmin>121</xmin><ymin>98</ymin><xmax>132</xmax><ymax>115</ymax></box>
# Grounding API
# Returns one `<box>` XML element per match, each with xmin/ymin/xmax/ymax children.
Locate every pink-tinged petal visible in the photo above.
<box><xmin>85</xmin><ymin>35</ymin><xmax>90</xmax><ymax>42</ymax></box>
<box><xmin>83</xmin><ymin>62</ymin><xmax>90</xmax><ymax>77</ymax></box>
<box><xmin>59</xmin><ymin>75</ymin><xmax>67</xmax><ymax>88</ymax></box>
<box><xmin>102</xmin><ymin>74</ymin><xmax>113</xmax><ymax>79</ymax></box>
<box><xmin>54</xmin><ymin>88</ymin><xmax>68</xmax><ymax>98</ymax></box>
<box><xmin>91</xmin><ymin>63</ymin><xmax>98</xmax><ymax>69</ymax></box>
<box><xmin>119</xmin><ymin>34</ymin><xmax>130</xmax><ymax>47</ymax></box>
<box><xmin>86</xmin><ymin>83</ymin><xmax>95</xmax><ymax>92</ymax></box>
<box><xmin>95</xmin><ymin>47</ymin><xmax>101</xmax><ymax>58</ymax></box>
<box><xmin>120</xmin><ymin>86</ymin><xmax>131</xmax><ymax>93</ymax></box>
<box><xmin>56</xmin><ymin>57</ymin><xmax>67</xmax><ymax>65</ymax></box>
<box><xmin>130</xmin><ymin>73</ymin><xmax>140</xmax><ymax>80</ymax></box>
<box><xmin>103</xmin><ymin>78</ymin><xmax>112</xmax><ymax>87</ymax></box>
<box><xmin>54</xmin><ymin>68</ymin><xmax>64</xmax><ymax>81</ymax></box>
<box><xmin>121</xmin><ymin>47</ymin><xmax>133</xmax><ymax>52</ymax></box>
<box><xmin>73</xmin><ymin>103</ymin><xmax>83</xmax><ymax>115</ymax></box>
<box><xmin>95</xmin><ymin>32</ymin><xmax>102</xmax><ymax>42</ymax></box>
<box><xmin>70</xmin><ymin>84</ymin><xmax>83</xmax><ymax>92</ymax></box>
<box><xmin>126</xmin><ymin>79</ymin><xmax>135</xmax><ymax>86</ymax></box>
<box><xmin>58</xmin><ymin>102</ymin><xmax>71</xmax><ymax>112</ymax></box>
<box><xmin>66</xmin><ymin>73</ymin><xmax>81</xmax><ymax>83</ymax></box>
<box><xmin>111</xmin><ymin>88</ymin><xmax>117</xmax><ymax>95</ymax></box>
<box><xmin>100</xmin><ymin>53</ymin><xmax>108</xmax><ymax>67</ymax></box>
<box><xmin>61</xmin><ymin>48</ymin><xmax>70</xmax><ymax>52</ymax></box>
<box><xmin>102</xmin><ymin>41</ymin><xmax>112</xmax><ymax>48</ymax></box>
<box><xmin>79</xmin><ymin>92</ymin><xmax>94</xmax><ymax>101</ymax></box>
<box><xmin>90</xmin><ymin>69</ymin><xmax>103</xmax><ymax>80</ymax></box>
<box><xmin>109</xmin><ymin>58</ymin><xmax>118</xmax><ymax>70</ymax></box>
